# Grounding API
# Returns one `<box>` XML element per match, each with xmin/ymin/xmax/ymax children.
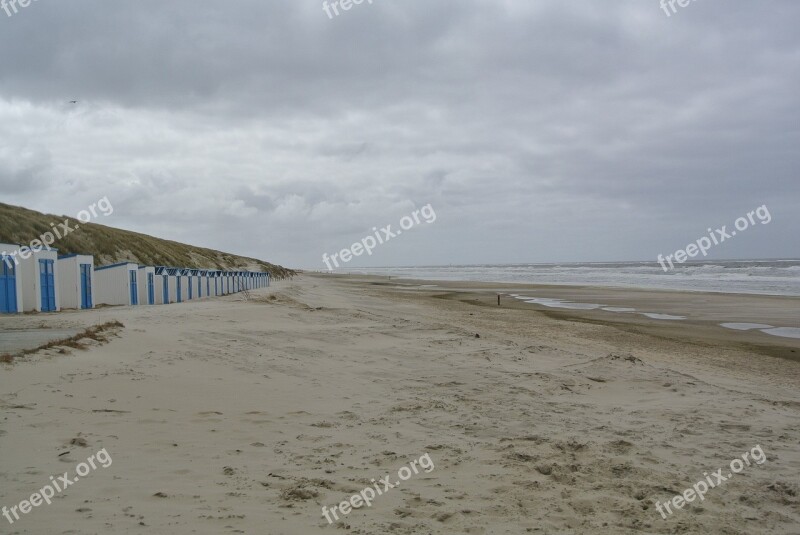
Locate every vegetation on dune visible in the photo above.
<box><xmin>0</xmin><ymin>202</ymin><xmax>296</xmax><ymax>279</ymax></box>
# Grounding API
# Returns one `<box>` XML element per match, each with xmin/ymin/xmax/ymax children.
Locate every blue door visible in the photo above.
<box><xmin>188</xmin><ymin>276</ymin><xmax>193</xmax><ymax>299</ymax></box>
<box><xmin>147</xmin><ymin>273</ymin><xmax>155</xmax><ymax>305</ymax></box>
<box><xmin>176</xmin><ymin>277</ymin><xmax>182</xmax><ymax>302</ymax></box>
<box><xmin>80</xmin><ymin>264</ymin><xmax>93</xmax><ymax>309</ymax></box>
<box><xmin>197</xmin><ymin>277</ymin><xmax>202</xmax><ymax>298</ymax></box>
<box><xmin>0</xmin><ymin>258</ymin><xmax>17</xmax><ymax>313</ymax></box>
<box><xmin>129</xmin><ymin>270</ymin><xmax>138</xmax><ymax>305</ymax></box>
<box><xmin>207</xmin><ymin>278</ymin><xmax>210</xmax><ymax>296</ymax></box>
<box><xmin>39</xmin><ymin>259</ymin><xmax>56</xmax><ymax>311</ymax></box>
<box><xmin>163</xmin><ymin>277</ymin><xmax>169</xmax><ymax>304</ymax></box>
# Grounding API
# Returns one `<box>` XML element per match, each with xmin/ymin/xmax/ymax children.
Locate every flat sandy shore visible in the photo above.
<box><xmin>1</xmin><ymin>274</ymin><xmax>798</xmax><ymax>534</ymax></box>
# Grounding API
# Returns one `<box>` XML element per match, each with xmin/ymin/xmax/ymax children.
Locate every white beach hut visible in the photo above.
<box><xmin>57</xmin><ymin>254</ymin><xmax>95</xmax><ymax>310</ymax></box>
<box><xmin>178</xmin><ymin>269</ymin><xmax>190</xmax><ymax>302</ymax></box>
<box><xmin>199</xmin><ymin>270</ymin><xmax>209</xmax><ymax>298</ymax></box>
<box><xmin>164</xmin><ymin>268</ymin><xmax>181</xmax><ymax>303</ymax></box>
<box><xmin>185</xmin><ymin>269</ymin><xmax>195</xmax><ymax>300</ymax></box>
<box><xmin>0</xmin><ymin>242</ymin><xmax>24</xmax><ymax>314</ymax></box>
<box><xmin>19</xmin><ymin>247</ymin><xmax>60</xmax><ymax>313</ymax></box>
<box><xmin>217</xmin><ymin>271</ymin><xmax>226</xmax><ymax>295</ymax></box>
<box><xmin>137</xmin><ymin>266</ymin><xmax>157</xmax><ymax>306</ymax></box>
<box><xmin>190</xmin><ymin>269</ymin><xmax>202</xmax><ymax>299</ymax></box>
<box><xmin>206</xmin><ymin>271</ymin><xmax>217</xmax><ymax>297</ymax></box>
<box><xmin>154</xmin><ymin>267</ymin><xmax>170</xmax><ymax>305</ymax></box>
<box><xmin>94</xmin><ymin>262</ymin><xmax>139</xmax><ymax>306</ymax></box>
<box><xmin>221</xmin><ymin>272</ymin><xmax>228</xmax><ymax>294</ymax></box>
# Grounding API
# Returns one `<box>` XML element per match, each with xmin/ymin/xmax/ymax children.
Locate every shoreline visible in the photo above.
<box><xmin>321</xmin><ymin>273</ymin><xmax>800</xmax><ymax>362</ymax></box>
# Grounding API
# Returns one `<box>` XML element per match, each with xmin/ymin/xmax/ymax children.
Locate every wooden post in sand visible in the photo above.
<box><xmin>497</xmin><ymin>294</ymin><xmax>500</xmax><ymax>306</ymax></box>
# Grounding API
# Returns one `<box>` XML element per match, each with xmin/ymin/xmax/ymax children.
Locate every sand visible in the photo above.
<box><xmin>1</xmin><ymin>274</ymin><xmax>798</xmax><ymax>534</ymax></box>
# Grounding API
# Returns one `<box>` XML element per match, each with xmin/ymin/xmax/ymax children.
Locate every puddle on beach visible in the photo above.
<box><xmin>512</xmin><ymin>294</ymin><xmax>688</xmax><ymax>318</ymax></box>
<box><xmin>525</xmin><ymin>299</ymin><xmax>602</xmax><ymax>310</ymax></box>
<box><xmin>720</xmin><ymin>322</ymin><xmax>775</xmax><ymax>331</ymax></box>
<box><xmin>509</xmin><ymin>294</ymin><xmax>797</xmax><ymax>335</ymax></box>
<box><xmin>760</xmin><ymin>327</ymin><xmax>800</xmax><ymax>340</ymax></box>
<box><xmin>640</xmin><ymin>313</ymin><xmax>686</xmax><ymax>320</ymax></box>
<box><xmin>719</xmin><ymin>323</ymin><xmax>800</xmax><ymax>339</ymax></box>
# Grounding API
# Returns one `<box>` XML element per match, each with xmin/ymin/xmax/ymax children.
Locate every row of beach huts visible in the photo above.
<box><xmin>0</xmin><ymin>242</ymin><xmax>269</xmax><ymax>314</ymax></box>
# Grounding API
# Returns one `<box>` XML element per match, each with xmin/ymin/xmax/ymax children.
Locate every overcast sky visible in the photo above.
<box><xmin>1</xmin><ymin>0</ymin><xmax>798</xmax><ymax>269</ymax></box>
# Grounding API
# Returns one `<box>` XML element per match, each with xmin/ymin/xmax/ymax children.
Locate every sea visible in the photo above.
<box><xmin>349</xmin><ymin>259</ymin><xmax>800</xmax><ymax>297</ymax></box>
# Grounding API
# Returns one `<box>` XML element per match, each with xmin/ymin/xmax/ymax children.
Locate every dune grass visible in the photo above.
<box><xmin>0</xmin><ymin>202</ymin><xmax>296</xmax><ymax>279</ymax></box>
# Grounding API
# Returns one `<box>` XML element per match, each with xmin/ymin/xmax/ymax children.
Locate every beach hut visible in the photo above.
<box><xmin>185</xmin><ymin>269</ymin><xmax>196</xmax><ymax>300</ymax></box>
<box><xmin>216</xmin><ymin>271</ymin><xmax>225</xmax><ymax>296</ymax></box>
<box><xmin>0</xmin><ymin>243</ymin><xmax>24</xmax><ymax>314</ymax></box>
<box><xmin>216</xmin><ymin>271</ymin><xmax>224</xmax><ymax>295</ymax></box>
<box><xmin>19</xmin><ymin>247</ymin><xmax>60</xmax><ymax>313</ymax></box>
<box><xmin>163</xmin><ymin>267</ymin><xmax>184</xmax><ymax>303</ymax></box>
<box><xmin>154</xmin><ymin>267</ymin><xmax>170</xmax><ymax>305</ymax></box>
<box><xmin>216</xmin><ymin>272</ymin><xmax>223</xmax><ymax>295</ymax></box>
<box><xmin>179</xmin><ymin>269</ymin><xmax>190</xmax><ymax>301</ymax></box>
<box><xmin>199</xmin><ymin>270</ymin><xmax>209</xmax><ymax>298</ymax></box>
<box><xmin>187</xmin><ymin>269</ymin><xmax>203</xmax><ymax>299</ymax></box>
<box><xmin>95</xmin><ymin>262</ymin><xmax>139</xmax><ymax>306</ymax></box>
<box><xmin>164</xmin><ymin>268</ymin><xmax>180</xmax><ymax>303</ymax></box>
<box><xmin>207</xmin><ymin>271</ymin><xmax>213</xmax><ymax>297</ymax></box>
<box><xmin>208</xmin><ymin>271</ymin><xmax>217</xmax><ymax>296</ymax></box>
<box><xmin>137</xmin><ymin>266</ymin><xmax>156</xmax><ymax>305</ymax></box>
<box><xmin>57</xmin><ymin>254</ymin><xmax>95</xmax><ymax>310</ymax></box>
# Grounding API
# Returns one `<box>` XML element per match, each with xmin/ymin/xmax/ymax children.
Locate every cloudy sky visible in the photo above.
<box><xmin>1</xmin><ymin>0</ymin><xmax>798</xmax><ymax>270</ymax></box>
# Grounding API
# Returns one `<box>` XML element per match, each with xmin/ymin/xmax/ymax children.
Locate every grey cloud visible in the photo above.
<box><xmin>0</xmin><ymin>0</ymin><xmax>797</xmax><ymax>267</ymax></box>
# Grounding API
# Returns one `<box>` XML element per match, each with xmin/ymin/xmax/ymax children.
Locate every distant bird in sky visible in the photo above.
<box><xmin>69</xmin><ymin>100</ymin><xmax>77</xmax><ymax>104</ymax></box>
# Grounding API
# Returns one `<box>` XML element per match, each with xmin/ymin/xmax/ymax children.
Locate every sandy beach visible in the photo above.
<box><xmin>1</xmin><ymin>274</ymin><xmax>799</xmax><ymax>534</ymax></box>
